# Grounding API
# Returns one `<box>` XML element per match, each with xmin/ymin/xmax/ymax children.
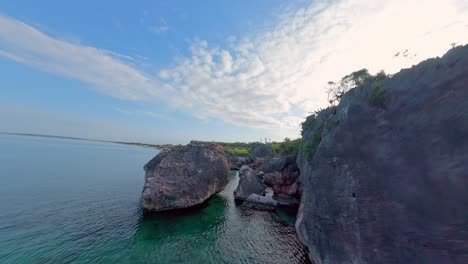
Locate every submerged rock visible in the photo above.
<box><xmin>296</xmin><ymin>46</ymin><xmax>468</xmax><ymax>263</ymax></box>
<box><xmin>141</xmin><ymin>144</ymin><xmax>230</xmax><ymax>212</ymax></box>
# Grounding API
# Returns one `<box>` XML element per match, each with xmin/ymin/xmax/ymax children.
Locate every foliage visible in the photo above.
<box><xmin>303</xmin><ymin>142</ymin><xmax>316</xmax><ymax>162</ymax></box>
<box><xmin>370</xmin><ymin>83</ymin><xmax>387</xmax><ymax>108</ymax></box>
<box><xmin>223</xmin><ymin>146</ymin><xmax>251</xmax><ymax>156</ymax></box>
<box><xmin>327</xmin><ymin>68</ymin><xmax>389</xmax><ymax>106</ymax></box>
<box><xmin>271</xmin><ymin>138</ymin><xmax>302</xmax><ymax>156</ymax></box>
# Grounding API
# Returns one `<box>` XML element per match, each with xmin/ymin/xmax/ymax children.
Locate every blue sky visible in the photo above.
<box><xmin>1</xmin><ymin>0</ymin><xmax>467</xmax><ymax>144</ymax></box>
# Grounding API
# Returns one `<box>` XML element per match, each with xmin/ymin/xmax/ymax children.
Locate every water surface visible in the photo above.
<box><xmin>0</xmin><ymin>135</ymin><xmax>309</xmax><ymax>263</ymax></box>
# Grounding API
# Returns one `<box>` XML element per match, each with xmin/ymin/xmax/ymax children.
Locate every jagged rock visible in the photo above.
<box><xmin>250</xmin><ymin>143</ymin><xmax>274</xmax><ymax>159</ymax></box>
<box><xmin>239</xmin><ymin>164</ymin><xmax>251</xmax><ymax>176</ymax></box>
<box><xmin>225</xmin><ymin>153</ymin><xmax>252</xmax><ymax>169</ymax></box>
<box><xmin>141</xmin><ymin>144</ymin><xmax>230</xmax><ymax>212</ymax></box>
<box><xmin>234</xmin><ymin>167</ymin><xmax>265</xmax><ymax>200</ymax></box>
<box><xmin>242</xmin><ymin>193</ymin><xmax>278</xmax><ymax>211</ymax></box>
<box><xmin>296</xmin><ymin>46</ymin><xmax>468</xmax><ymax>263</ymax></box>
<box><xmin>261</xmin><ymin>156</ymin><xmax>293</xmax><ymax>172</ymax></box>
<box><xmin>261</xmin><ymin>156</ymin><xmax>300</xmax><ymax>196</ymax></box>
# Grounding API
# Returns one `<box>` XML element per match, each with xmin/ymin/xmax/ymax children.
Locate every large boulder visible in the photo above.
<box><xmin>296</xmin><ymin>46</ymin><xmax>468</xmax><ymax>263</ymax></box>
<box><xmin>141</xmin><ymin>144</ymin><xmax>230</xmax><ymax>212</ymax></box>
<box><xmin>233</xmin><ymin>166</ymin><xmax>265</xmax><ymax>200</ymax></box>
<box><xmin>250</xmin><ymin>143</ymin><xmax>274</xmax><ymax>159</ymax></box>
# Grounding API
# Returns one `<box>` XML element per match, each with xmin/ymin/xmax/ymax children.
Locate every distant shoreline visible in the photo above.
<box><xmin>0</xmin><ymin>132</ymin><xmax>167</xmax><ymax>149</ymax></box>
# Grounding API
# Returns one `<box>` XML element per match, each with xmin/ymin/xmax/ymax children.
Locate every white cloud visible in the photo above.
<box><xmin>0</xmin><ymin>15</ymin><xmax>164</xmax><ymax>101</ymax></box>
<box><xmin>1</xmin><ymin>0</ymin><xmax>468</xmax><ymax>137</ymax></box>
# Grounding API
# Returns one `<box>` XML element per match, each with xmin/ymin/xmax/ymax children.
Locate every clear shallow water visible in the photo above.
<box><xmin>0</xmin><ymin>135</ymin><xmax>309</xmax><ymax>264</ymax></box>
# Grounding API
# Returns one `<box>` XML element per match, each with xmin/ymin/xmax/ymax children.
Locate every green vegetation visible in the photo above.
<box><xmin>370</xmin><ymin>83</ymin><xmax>387</xmax><ymax>108</ymax></box>
<box><xmin>190</xmin><ymin>140</ymin><xmax>253</xmax><ymax>157</ymax></box>
<box><xmin>223</xmin><ymin>146</ymin><xmax>251</xmax><ymax>156</ymax></box>
<box><xmin>327</xmin><ymin>68</ymin><xmax>389</xmax><ymax>106</ymax></box>
<box><xmin>271</xmin><ymin>138</ymin><xmax>302</xmax><ymax>156</ymax></box>
<box><xmin>302</xmin><ymin>142</ymin><xmax>316</xmax><ymax>162</ymax></box>
<box><xmin>302</xmin><ymin>128</ymin><xmax>324</xmax><ymax>162</ymax></box>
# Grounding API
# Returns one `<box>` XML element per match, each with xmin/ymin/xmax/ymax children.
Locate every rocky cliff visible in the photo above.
<box><xmin>296</xmin><ymin>46</ymin><xmax>468</xmax><ymax>263</ymax></box>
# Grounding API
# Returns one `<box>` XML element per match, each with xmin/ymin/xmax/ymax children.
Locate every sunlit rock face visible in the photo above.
<box><xmin>296</xmin><ymin>45</ymin><xmax>468</xmax><ymax>264</ymax></box>
<box><xmin>142</xmin><ymin>144</ymin><xmax>230</xmax><ymax>212</ymax></box>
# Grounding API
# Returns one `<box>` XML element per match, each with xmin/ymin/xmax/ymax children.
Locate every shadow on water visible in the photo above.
<box><xmin>135</xmin><ymin>195</ymin><xmax>228</xmax><ymax>241</ymax></box>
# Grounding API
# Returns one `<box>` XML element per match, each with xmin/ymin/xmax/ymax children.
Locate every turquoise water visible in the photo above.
<box><xmin>0</xmin><ymin>135</ymin><xmax>309</xmax><ymax>263</ymax></box>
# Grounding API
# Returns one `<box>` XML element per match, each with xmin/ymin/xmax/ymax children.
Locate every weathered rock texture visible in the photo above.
<box><xmin>242</xmin><ymin>193</ymin><xmax>278</xmax><ymax>211</ymax></box>
<box><xmin>225</xmin><ymin>153</ymin><xmax>252</xmax><ymax>170</ymax></box>
<box><xmin>250</xmin><ymin>143</ymin><xmax>274</xmax><ymax>159</ymax></box>
<box><xmin>141</xmin><ymin>144</ymin><xmax>230</xmax><ymax>212</ymax></box>
<box><xmin>234</xmin><ymin>156</ymin><xmax>301</xmax><ymax>210</ymax></box>
<box><xmin>233</xmin><ymin>165</ymin><xmax>265</xmax><ymax>200</ymax></box>
<box><xmin>296</xmin><ymin>46</ymin><xmax>468</xmax><ymax>263</ymax></box>
<box><xmin>261</xmin><ymin>156</ymin><xmax>300</xmax><ymax>196</ymax></box>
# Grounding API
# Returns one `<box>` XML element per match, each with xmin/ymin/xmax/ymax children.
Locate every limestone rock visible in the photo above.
<box><xmin>296</xmin><ymin>45</ymin><xmax>468</xmax><ymax>263</ymax></box>
<box><xmin>141</xmin><ymin>144</ymin><xmax>230</xmax><ymax>212</ymax></box>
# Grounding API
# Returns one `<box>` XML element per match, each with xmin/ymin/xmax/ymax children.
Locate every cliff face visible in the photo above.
<box><xmin>296</xmin><ymin>46</ymin><xmax>468</xmax><ymax>264</ymax></box>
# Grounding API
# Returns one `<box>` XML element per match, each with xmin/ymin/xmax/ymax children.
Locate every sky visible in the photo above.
<box><xmin>1</xmin><ymin>0</ymin><xmax>467</xmax><ymax>144</ymax></box>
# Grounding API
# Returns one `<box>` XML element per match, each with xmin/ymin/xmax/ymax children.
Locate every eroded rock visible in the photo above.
<box><xmin>141</xmin><ymin>144</ymin><xmax>230</xmax><ymax>212</ymax></box>
<box><xmin>296</xmin><ymin>46</ymin><xmax>468</xmax><ymax>263</ymax></box>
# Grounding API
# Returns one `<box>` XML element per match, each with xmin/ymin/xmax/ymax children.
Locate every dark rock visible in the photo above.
<box><xmin>251</xmin><ymin>143</ymin><xmax>274</xmax><ymax>159</ymax></box>
<box><xmin>238</xmin><ymin>164</ymin><xmax>251</xmax><ymax>176</ymax></box>
<box><xmin>225</xmin><ymin>153</ymin><xmax>252</xmax><ymax>170</ymax></box>
<box><xmin>296</xmin><ymin>46</ymin><xmax>468</xmax><ymax>263</ymax></box>
<box><xmin>141</xmin><ymin>144</ymin><xmax>230</xmax><ymax>212</ymax></box>
<box><xmin>261</xmin><ymin>156</ymin><xmax>290</xmax><ymax>173</ymax></box>
<box><xmin>273</xmin><ymin>193</ymin><xmax>300</xmax><ymax>207</ymax></box>
<box><xmin>261</xmin><ymin>156</ymin><xmax>300</xmax><ymax>196</ymax></box>
<box><xmin>242</xmin><ymin>193</ymin><xmax>278</xmax><ymax>211</ymax></box>
<box><xmin>234</xmin><ymin>167</ymin><xmax>265</xmax><ymax>200</ymax></box>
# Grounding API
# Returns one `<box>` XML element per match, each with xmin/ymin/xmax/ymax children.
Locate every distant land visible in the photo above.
<box><xmin>0</xmin><ymin>132</ymin><xmax>172</xmax><ymax>149</ymax></box>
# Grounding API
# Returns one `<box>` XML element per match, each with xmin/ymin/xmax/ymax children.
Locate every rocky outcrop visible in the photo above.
<box><xmin>225</xmin><ymin>153</ymin><xmax>252</xmax><ymax>170</ymax></box>
<box><xmin>242</xmin><ymin>194</ymin><xmax>278</xmax><ymax>211</ymax></box>
<box><xmin>233</xmin><ymin>165</ymin><xmax>265</xmax><ymax>200</ymax></box>
<box><xmin>234</xmin><ymin>156</ymin><xmax>301</xmax><ymax>209</ymax></box>
<box><xmin>296</xmin><ymin>46</ymin><xmax>468</xmax><ymax>263</ymax></box>
<box><xmin>141</xmin><ymin>144</ymin><xmax>230</xmax><ymax>212</ymax></box>
<box><xmin>261</xmin><ymin>156</ymin><xmax>300</xmax><ymax>197</ymax></box>
<box><xmin>250</xmin><ymin>143</ymin><xmax>274</xmax><ymax>159</ymax></box>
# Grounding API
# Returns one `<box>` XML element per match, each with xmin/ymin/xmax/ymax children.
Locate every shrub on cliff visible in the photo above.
<box><xmin>327</xmin><ymin>69</ymin><xmax>388</xmax><ymax>106</ymax></box>
<box><xmin>370</xmin><ymin>83</ymin><xmax>387</xmax><ymax>108</ymax></box>
<box><xmin>271</xmin><ymin>138</ymin><xmax>302</xmax><ymax>156</ymax></box>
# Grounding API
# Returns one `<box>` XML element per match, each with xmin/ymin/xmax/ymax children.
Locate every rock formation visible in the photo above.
<box><xmin>234</xmin><ymin>156</ymin><xmax>301</xmax><ymax>208</ymax></box>
<box><xmin>250</xmin><ymin>143</ymin><xmax>274</xmax><ymax>159</ymax></box>
<box><xmin>225</xmin><ymin>153</ymin><xmax>252</xmax><ymax>170</ymax></box>
<box><xmin>296</xmin><ymin>46</ymin><xmax>468</xmax><ymax>263</ymax></box>
<box><xmin>233</xmin><ymin>165</ymin><xmax>265</xmax><ymax>200</ymax></box>
<box><xmin>141</xmin><ymin>144</ymin><xmax>230</xmax><ymax>212</ymax></box>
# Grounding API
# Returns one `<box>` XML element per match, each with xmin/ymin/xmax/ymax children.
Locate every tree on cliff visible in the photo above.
<box><xmin>327</xmin><ymin>69</ymin><xmax>388</xmax><ymax>106</ymax></box>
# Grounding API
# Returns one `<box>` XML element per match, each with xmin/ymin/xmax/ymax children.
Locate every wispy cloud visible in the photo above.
<box><xmin>1</xmin><ymin>0</ymin><xmax>468</xmax><ymax>135</ymax></box>
<box><xmin>149</xmin><ymin>18</ymin><xmax>169</xmax><ymax>34</ymax></box>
